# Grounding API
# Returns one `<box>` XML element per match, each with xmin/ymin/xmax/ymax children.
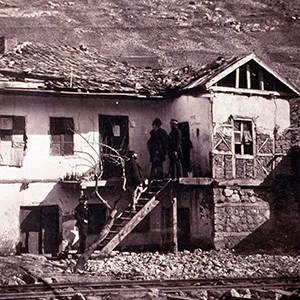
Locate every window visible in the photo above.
<box><xmin>0</xmin><ymin>115</ymin><xmax>26</xmax><ymax>167</ymax></box>
<box><xmin>234</xmin><ymin>120</ymin><xmax>253</xmax><ymax>155</ymax></box>
<box><xmin>50</xmin><ymin>117</ymin><xmax>74</xmax><ymax>156</ymax></box>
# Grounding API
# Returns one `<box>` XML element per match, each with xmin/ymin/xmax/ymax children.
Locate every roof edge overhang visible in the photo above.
<box><xmin>184</xmin><ymin>53</ymin><xmax>300</xmax><ymax>97</ymax></box>
<box><xmin>0</xmin><ymin>87</ymin><xmax>164</xmax><ymax>100</ymax></box>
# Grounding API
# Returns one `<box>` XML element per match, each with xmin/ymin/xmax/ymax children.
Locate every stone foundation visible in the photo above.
<box><xmin>213</xmin><ymin>186</ymin><xmax>271</xmax><ymax>250</ymax></box>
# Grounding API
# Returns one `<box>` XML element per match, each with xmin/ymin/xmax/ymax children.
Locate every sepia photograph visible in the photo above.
<box><xmin>1</xmin><ymin>0</ymin><xmax>300</xmax><ymax>299</ymax></box>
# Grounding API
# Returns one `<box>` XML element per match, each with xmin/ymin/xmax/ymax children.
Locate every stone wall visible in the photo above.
<box><xmin>213</xmin><ymin>186</ymin><xmax>271</xmax><ymax>250</ymax></box>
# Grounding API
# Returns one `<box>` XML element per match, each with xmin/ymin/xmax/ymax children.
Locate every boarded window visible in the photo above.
<box><xmin>0</xmin><ymin>115</ymin><xmax>26</xmax><ymax>167</ymax></box>
<box><xmin>234</xmin><ymin>120</ymin><xmax>253</xmax><ymax>155</ymax></box>
<box><xmin>50</xmin><ymin>117</ymin><xmax>74</xmax><ymax>156</ymax></box>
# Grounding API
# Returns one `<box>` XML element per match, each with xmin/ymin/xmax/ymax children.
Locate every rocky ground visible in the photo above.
<box><xmin>1</xmin><ymin>249</ymin><xmax>300</xmax><ymax>299</ymax></box>
<box><xmin>2</xmin><ymin>249</ymin><xmax>300</xmax><ymax>285</ymax></box>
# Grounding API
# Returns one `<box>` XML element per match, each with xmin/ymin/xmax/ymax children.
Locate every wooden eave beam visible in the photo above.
<box><xmin>208</xmin><ymin>86</ymin><xmax>289</xmax><ymax>97</ymax></box>
<box><xmin>179</xmin><ymin>177</ymin><xmax>272</xmax><ymax>187</ymax></box>
<box><xmin>0</xmin><ymin>87</ymin><xmax>163</xmax><ymax>100</ymax></box>
<box><xmin>0</xmin><ymin>69</ymin><xmax>65</xmax><ymax>82</ymax></box>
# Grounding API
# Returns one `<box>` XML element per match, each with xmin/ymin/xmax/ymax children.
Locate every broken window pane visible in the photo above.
<box><xmin>0</xmin><ymin>115</ymin><xmax>26</xmax><ymax>167</ymax></box>
<box><xmin>234</xmin><ymin>120</ymin><xmax>253</xmax><ymax>155</ymax></box>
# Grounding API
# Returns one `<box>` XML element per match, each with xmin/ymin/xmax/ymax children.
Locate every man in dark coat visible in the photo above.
<box><xmin>75</xmin><ymin>191</ymin><xmax>89</xmax><ymax>253</ymax></box>
<box><xmin>147</xmin><ymin>118</ymin><xmax>169</xmax><ymax>180</ymax></box>
<box><xmin>125</xmin><ymin>151</ymin><xmax>145</xmax><ymax>211</ymax></box>
<box><xmin>168</xmin><ymin>119</ymin><xmax>183</xmax><ymax>179</ymax></box>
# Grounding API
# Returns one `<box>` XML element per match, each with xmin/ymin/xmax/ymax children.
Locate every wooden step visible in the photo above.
<box><xmin>119</xmin><ymin>216</ymin><xmax>131</xmax><ymax>221</ymax></box>
<box><xmin>98</xmin><ymin>179</ymin><xmax>172</xmax><ymax>255</ymax></box>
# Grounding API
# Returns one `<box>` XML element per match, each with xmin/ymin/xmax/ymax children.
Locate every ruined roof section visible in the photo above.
<box><xmin>0</xmin><ymin>42</ymin><xmax>238</xmax><ymax>96</ymax></box>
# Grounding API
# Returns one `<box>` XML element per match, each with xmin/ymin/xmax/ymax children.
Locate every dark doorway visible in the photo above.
<box><xmin>99</xmin><ymin>115</ymin><xmax>129</xmax><ymax>155</ymax></box>
<box><xmin>161</xmin><ymin>207</ymin><xmax>171</xmax><ymax>251</ymax></box>
<box><xmin>178</xmin><ymin>207</ymin><xmax>191</xmax><ymax>251</ymax></box>
<box><xmin>178</xmin><ymin>122</ymin><xmax>192</xmax><ymax>177</ymax></box>
<box><xmin>99</xmin><ymin>115</ymin><xmax>129</xmax><ymax>178</ymax></box>
<box><xmin>161</xmin><ymin>207</ymin><xmax>191</xmax><ymax>251</ymax></box>
<box><xmin>20</xmin><ymin>205</ymin><xmax>61</xmax><ymax>255</ymax></box>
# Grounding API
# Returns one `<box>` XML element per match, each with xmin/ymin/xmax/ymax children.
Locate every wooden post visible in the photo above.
<box><xmin>172</xmin><ymin>195</ymin><xmax>178</xmax><ymax>253</ymax></box>
<box><xmin>246</xmin><ymin>64</ymin><xmax>251</xmax><ymax>89</ymax></box>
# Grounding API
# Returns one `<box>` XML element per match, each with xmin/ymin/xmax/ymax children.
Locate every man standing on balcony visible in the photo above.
<box><xmin>147</xmin><ymin>118</ymin><xmax>169</xmax><ymax>180</ymax></box>
<box><xmin>168</xmin><ymin>119</ymin><xmax>183</xmax><ymax>179</ymax></box>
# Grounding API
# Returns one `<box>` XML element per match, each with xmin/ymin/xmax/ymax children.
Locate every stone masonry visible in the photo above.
<box><xmin>213</xmin><ymin>186</ymin><xmax>271</xmax><ymax>250</ymax></box>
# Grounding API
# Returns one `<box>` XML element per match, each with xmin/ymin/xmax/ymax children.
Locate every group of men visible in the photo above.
<box><xmin>147</xmin><ymin>118</ymin><xmax>183</xmax><ymax>180</ymax></box>
<box><xmin>73</xmin><ymin>117</ymin><xmax>184</xmax><ymax>254</ymax></box>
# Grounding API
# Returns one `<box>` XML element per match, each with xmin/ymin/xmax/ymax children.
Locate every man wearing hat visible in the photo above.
<box><xmin>125</xmin><ymin>151</ymin><xmax>145</xmax><ymax>211</ymax></box>
<box><xmin>74</xmin><ymin>191</ymin><xmax>89</xmax><ymax>253</ymax></box>
<box><xmin>168</xmin><ymin>119</ymin><xmax>183</xmax><ymax>179</ymax></box>
<box><xmin>147</xmin><ymin>118</ymin><xmax>169</xmax><ymax>180</ymax></box>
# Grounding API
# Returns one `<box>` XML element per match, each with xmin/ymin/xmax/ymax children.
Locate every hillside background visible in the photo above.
<box><xmin>0</xmin><ymin>0</ymin><xmax>300</xmax><ymax>87</ymax></box>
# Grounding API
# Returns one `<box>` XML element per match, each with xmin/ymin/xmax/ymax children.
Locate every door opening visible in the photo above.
<box><xmin>99</xmin><ymin>115</ymin><xmax>129</xmax><ymax>178</ymax></box>
<box><xmin>19</xmin><ymin>205</ymin><xmax>61</xmax><ymax>255</ymax></box>
<box><xmin>178</xmin><ymin>207</ymin><xmax>191</xmax><ymax>251</ymax></box>
<box><xmin>178</xmin><ymin>122</ymin><xmax>192</xmax><ymax>177</ymax></box>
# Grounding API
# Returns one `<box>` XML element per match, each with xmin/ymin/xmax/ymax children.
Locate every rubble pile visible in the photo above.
<box><xmin>83</xmin><ymin>249</ymin><xmax>300</xmax><ymax>280</ymax></box>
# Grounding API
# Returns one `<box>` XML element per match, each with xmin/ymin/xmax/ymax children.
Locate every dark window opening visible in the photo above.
<box><xmin>0</xmin><ymin>115</ymin><xmax>26</xmax><ymax>167</ymax></box>
<box><xmin>249</xmin><ymin>61</ymin><xmax>260</xmax><ymax>90</ymax></box>
<box><xmin>234</xmin><ymin>120</ymin><xmax>253</xmax><ymax>155</ymax></box>
<box><xmin>263</xmin><ymin>70</ymin><xmax>275</xmax><ymax>91</ymax></box>
<box><xmin>50</xmin><ymin>117</ymin><xmax>74</xmax><ymax>156</ymax></box>
<box><xmin>217</xmin><ymin>71</ymin><xmax>236</xmax><ymax>88</ymax></box>
<box><xmin>239</xmin><ymin>64</ymin><xmax>247</xmax><ymax>89</ymax></box>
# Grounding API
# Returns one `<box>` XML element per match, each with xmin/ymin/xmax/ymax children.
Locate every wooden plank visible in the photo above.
<box><xmin>179</xmin><ymin>177</ymin><xmax>214</xmax><ymax>185</ymax></box>
<box><xmin>0</xmin><ymin>81</ymin><xmax>45</xmax><ymax>89</ymax></box>
<box><xmin>208</xmin><ymin>86</ymin><xmax>285</xmax><ymax>96</ymax></box>
<box><xmin>166</xmin><ymin>295</ymin><xmax>200</xmax><ymax>300</ymax></box>
<box><xmin>99</xmin><ymin>198</ymin><xmax>160</xmax><ymax>255</ymax></box>
<box><xmin>235</xmin><ymin>67</ymin><xmax>240</xmax><ymax>88</ymax></box>
<box><xmin>172</xmin><ymin>196</ymin><xmax>178</xmax><ymax>253</ymax></box>
<box><xmin>246</xmin><ymin>64</ymin><xmax>251</xmax><ymax>89</ymax></box>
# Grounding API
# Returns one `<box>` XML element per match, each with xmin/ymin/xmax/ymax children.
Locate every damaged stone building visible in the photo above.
<box><xmin>0</xmin><ymin>42</ymin><xmax>299</xmax><ymax>256</ymax></box>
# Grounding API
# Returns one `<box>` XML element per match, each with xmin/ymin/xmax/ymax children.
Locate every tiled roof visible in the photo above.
<box><xmin>0</xmin><ymin>42</ymin><xmax>233</xmax><ymax>96</ymax></box>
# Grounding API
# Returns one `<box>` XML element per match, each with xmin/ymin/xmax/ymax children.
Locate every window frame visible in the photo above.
<box><xmin>0</xmin><ymin>115</ymin><xmax>26</xmax><ymax>167</ymax></box>
<box><xmin>49</xmin><ymin>117</ymin><xmax>74</xmax><ymax>156</ymax></box>
<box><xmin>233</xmin><ymin>119</ymin><xmax>254</xmax><ymax>157</ymax></box>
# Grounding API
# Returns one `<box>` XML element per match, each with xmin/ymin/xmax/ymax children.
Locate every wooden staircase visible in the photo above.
<box><xmin>98</xmin><ymin>179</ymin><xmax>172</xmax><ymax>256</ymax></box>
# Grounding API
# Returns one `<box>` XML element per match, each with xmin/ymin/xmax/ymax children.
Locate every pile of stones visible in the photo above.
<box><xmin>81</xmin><ymin>249</ymin><xmax>300</xmax><ymax>280</ymax></box>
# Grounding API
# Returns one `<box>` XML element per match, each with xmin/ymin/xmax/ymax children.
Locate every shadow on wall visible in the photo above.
<box><xmin>234</xmin><ymin>147</ymin><xmax>300</xmax><ymax>254</ymax></box>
